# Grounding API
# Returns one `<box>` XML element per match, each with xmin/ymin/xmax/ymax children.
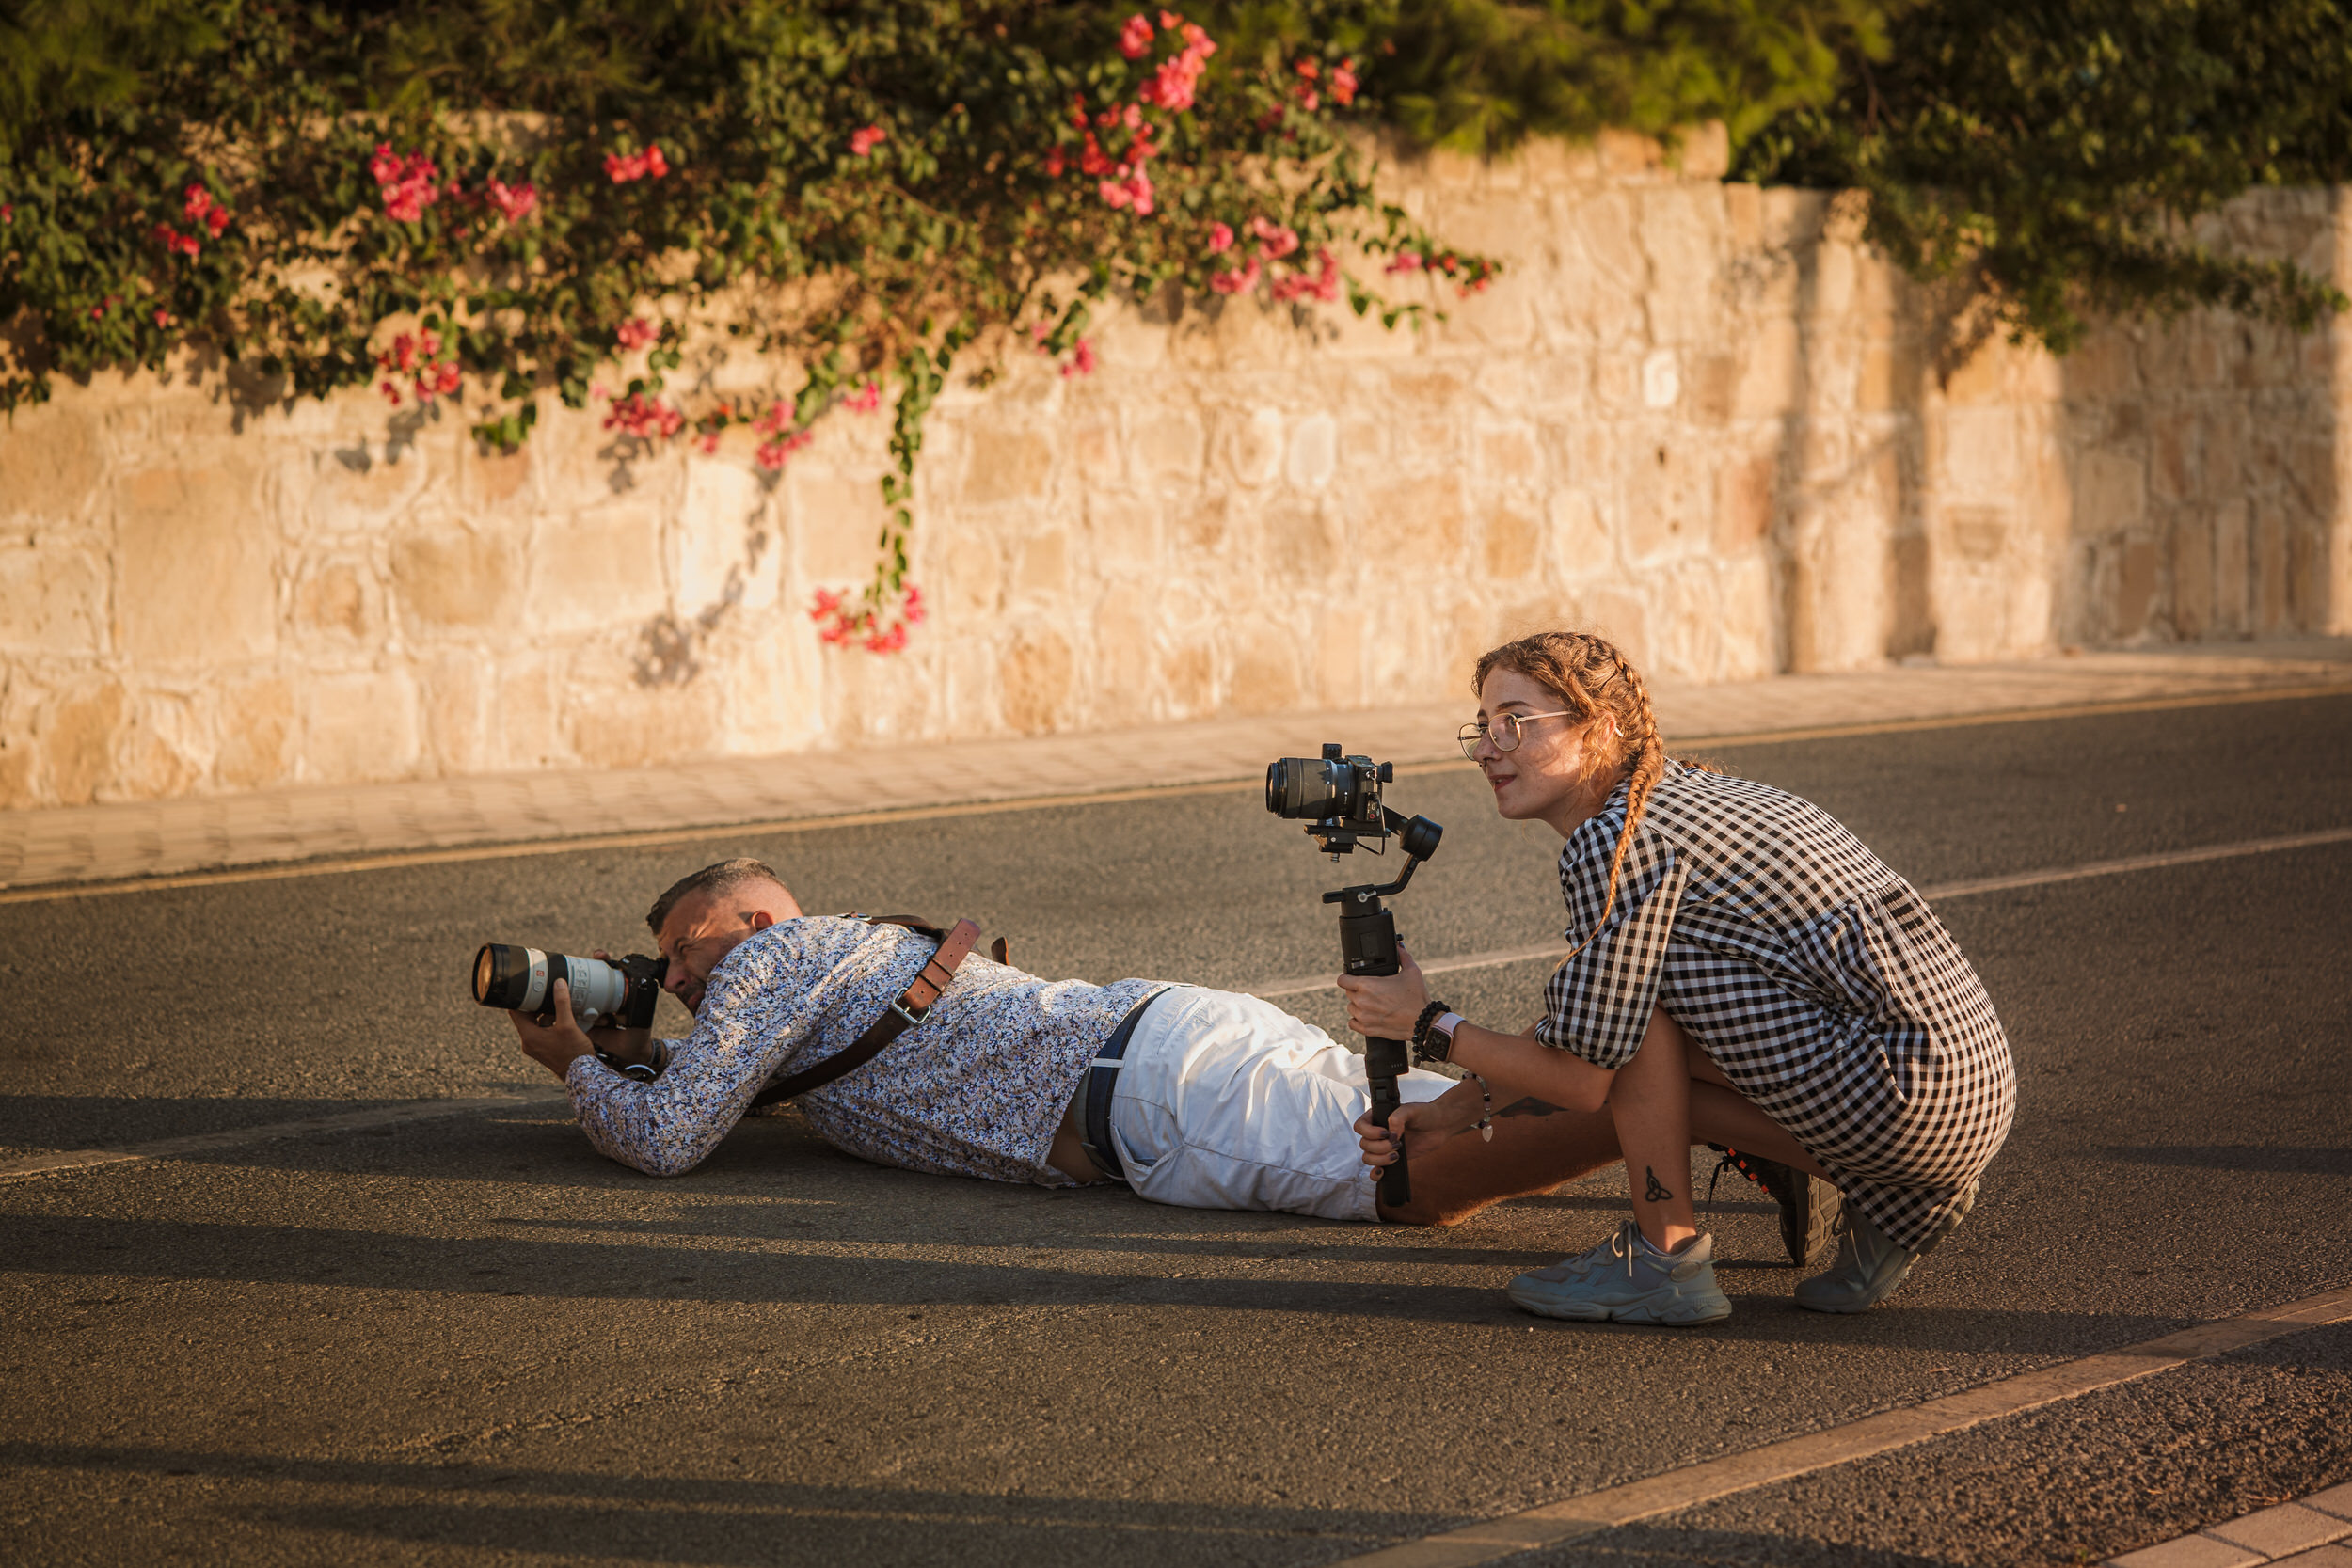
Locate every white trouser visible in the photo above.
<box><xmin>1104</xmin><ymin>986</ymin><xmax>1454</xmax><ymax>1223</ymax></box>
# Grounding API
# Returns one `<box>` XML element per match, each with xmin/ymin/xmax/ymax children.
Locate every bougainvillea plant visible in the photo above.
<box><xmin>0</xmin><ymin>2</ymin><xmax>1496</xmax><ymax>654</ymax></box>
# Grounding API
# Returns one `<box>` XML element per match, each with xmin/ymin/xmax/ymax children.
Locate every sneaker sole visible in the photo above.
<box><xmin>1506</xmin><ymin>1283</ymin><xmax>1732</xmax><ymax>1325</ymax></box>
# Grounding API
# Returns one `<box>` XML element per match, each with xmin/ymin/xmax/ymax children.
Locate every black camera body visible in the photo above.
<box><xmin>1265</xmin><ymin>742</ymin><xmax>1443</xmax><ymax>1207</ymax></box>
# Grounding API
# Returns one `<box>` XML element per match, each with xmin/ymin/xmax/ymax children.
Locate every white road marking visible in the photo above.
<box><xmin>6</xmin><ymin>824</ymin><xmax>2344</xmax><ymax>1184</ymax></box>
<box><xmin>1323</xmin><ymin>1282</ymin><xmax>2352</xmax><ymax>1568</ymax></box>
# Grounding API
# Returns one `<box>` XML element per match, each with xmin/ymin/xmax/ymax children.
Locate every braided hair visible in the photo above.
<box><xmin>1471</xmin><ymin>631</ymin><xmax>1668</xmax><ymax>956</ymax></box>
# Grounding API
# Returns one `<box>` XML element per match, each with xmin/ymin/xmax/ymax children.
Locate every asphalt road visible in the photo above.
<box><xmin>3</xmin><ymin>693</ymin><xmax>2348</xmax><ymax>1566</ymax></box>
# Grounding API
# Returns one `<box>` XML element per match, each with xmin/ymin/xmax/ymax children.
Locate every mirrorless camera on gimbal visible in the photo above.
<box><xmin>1265</xmin><ymin>744</ymin><xmax>1442</xmax><ymax>1206</ymax></box>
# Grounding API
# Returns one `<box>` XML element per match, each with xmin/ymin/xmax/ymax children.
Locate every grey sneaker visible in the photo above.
<box><xmin>1506</xmin><ymin>1220</ymin><xmax>1733</xmax><ymax>1325</ymax></box>
<box><xmin>1708</xmin><ymin>1145</ymin><xmax>1844</xmax><ymax>1266</ymax></box>
<box><xmin>1793</xmin><ymin>1181</ymin><xmax>1977</xmax><ymax>1314</ymax></box>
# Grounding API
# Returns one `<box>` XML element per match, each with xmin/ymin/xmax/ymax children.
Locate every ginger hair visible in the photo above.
<box><xmin>1471</xmin><ymin>630</ymin><xmax>1668</xmax><ymax>953</ymax></box>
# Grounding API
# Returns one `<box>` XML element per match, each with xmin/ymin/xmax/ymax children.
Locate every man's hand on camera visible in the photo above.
<box><xmin>1336</xmin><ymin>942</ymin><xmax>1430</xmax><ymax>1039</ymax></box>
<box><xmin>510</xmin><ymin>978</ymin><xmax>596</xmax><ymax>1081</ymax></box>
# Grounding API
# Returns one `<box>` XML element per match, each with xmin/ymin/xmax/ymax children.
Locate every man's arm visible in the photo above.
<box><xmin>508</xmin><ymin>978</ymin><xmax>657</xmax><ymax>1080</ymax></box>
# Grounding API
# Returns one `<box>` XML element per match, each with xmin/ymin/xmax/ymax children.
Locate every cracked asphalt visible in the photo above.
<box><xmin>1</xmin><ymin>692</ymin><xmax>2347</xmax><ymax>1566</ymax></box>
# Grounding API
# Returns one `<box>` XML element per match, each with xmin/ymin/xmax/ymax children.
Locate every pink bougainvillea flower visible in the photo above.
<box><xmin>1061</xmin><ymin>338</ymin><xmax>1098</xmax><ymax>378</ymax></box>
<box><xmin>1124</xmin><ymin>168</ymin><xmax>1155</xmax><ymax>214</ymax></box>
<box><xmin>603</xmin><ymin>392</ymin><xmax>687</xmax><ymax>441</ymax></box>
<box><xmin>370</xmin><ymin>144</ymin><xmax>442</xmax><ymax>221</ymax></box>
<box><xmin>485</xmin><ymin>179</ymin><xmax>539</xmax><ymax>222</ymax></box>
<box><xmin>1206</xmin><ymin>220</ymin><xmax>1233</xmax><ymax>253</ymax></box>
<box><xmin>379</xmin><ymin>380</ymin><xmax>403</xmax><ymax>404</ymax></box>
<box><xmin>902</xmin><ymin>584</ymin><xmax>926</xmax><ymax>625</ymax></box>
<box><xmin>1210</xmin><ymin>256</ymin><xmax>1262</xmax><ymax>294</ymax></box>
<box><xmin>1</xmin><ymin>204</ymin><xmax>13</xmax><ymax>223</ymax></box>
<box><xmin>604</xmin><ymin>146</ymin><xmax>669</xmax><ymax>183</ymax></box>
<box><xmin>1271</xmin><ymin>247</ymin><xmax>1343</xmax><ymax>304</ymax></box>
<box><xmin>1331</xmin><ymin>58</ymin><xmax>1359</xmax><ymax>105</ymax></box>
<box><xmin>1119</xmin><ymin>12</ymin><xmax>1154</xmax><ymax>58</ymax></box>
<box><xmin>1159</xmin><ymin>8</ymin><xmax>1183</xmax><ymax>27</ymax></box>
<box><xmin>1386</xmin><ymin>250</ymin><xmax>1425</xmax><ymax>274</ymax></box>
<box><xmin>863</xmin><ymin>623</ymin><xmax>908</xmax><ymax>654</ymax></box>
<box><xmin>1043</xmin><ymin>147</ymin><xmax>1067</xmax><ymax>177</ymax></box>
<box><xmin>755</xmin><ymin>430</ymin><xmax>813</xmax><ymax>470</ymax></box>
<box><xmin>1248</xmin><ymin>215</ymin><xmax>1300</xmax><ymax>259</ymax></box>
<box><xmin>153</xmin><ymin>309</ymin><xmax>174</xmax><ymax>327</ymax></box>
<box><xmin>152</xmin><ymin>222</ymin><xmax>200</xmax><ymax>259</ymax></box>
<box><xmin>845</xmin><ymin>380</ymin><xmax>882</xmax><ymax>414</ymax></box>
<box><xmin>1137</xmin><ymin>23</ymin><xmax>1216</xmax><ymax>112</ymax></box>
<box><xmin>1079</xmin><ymin>135</ymin><xmax>1114</xmax><ymax>177</ymax></box>
<box><xmin>615</xmin><ymin>317</ymin><xmax>659</xmax><ymax>350</ymax></box>
<box><xmin>849</xmin><ymin>125</ymin><xmax>887</xmax><ymax>157</ymax></box>
<box><xmin>183</xmin><ymin>183</ymin><xmax>230</xmax><ymax>237</ymax></box>
<box><xmin>696</xmin><ymin>432</ymin><xmax>721</xmax><ymax>455</ymax></box>
<box><xmin>810</xmin><ymin>587</ymin><xmax>846</xmax><ymax>619</ymax></box>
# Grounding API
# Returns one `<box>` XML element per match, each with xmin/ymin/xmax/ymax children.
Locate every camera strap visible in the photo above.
<box><xmin>748</xmin><ymin>915</ymin><xmax>983</xmax><ymax>1107</ymax></box>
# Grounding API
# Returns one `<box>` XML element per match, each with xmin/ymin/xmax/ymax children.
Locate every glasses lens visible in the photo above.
<box><xmin>1456</xmin><ymin>722</ymin><xmax>1484</xmax><ymax>761</ymax></box>
<box><xmin>1494</xmin><ymin>713</ymin><xmax>1524</xmax><ymax>752</ymax></box>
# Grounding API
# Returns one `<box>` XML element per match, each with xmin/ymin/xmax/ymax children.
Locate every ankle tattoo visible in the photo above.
<box><xmin>1644</xmin><ymin>1165</ymin><xmax>1674</xmax><ymax>1203</ymax></box>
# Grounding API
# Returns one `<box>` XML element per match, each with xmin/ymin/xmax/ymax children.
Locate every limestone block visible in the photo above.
<box><xmin>961</xmin><ymin>427</ymin><xmax>1056</xmax><ymax>507</ymax></box>
<box><xmin>709</xmin><ymin>629</ymin><xmax>824</xmax><ymax>754</ymax></box>
<box><xmin>1309</xmin><ymin>610</ymin><xmax>1365</xmax><ymax>708</ymax></box>
<box><xmin>678</xmin><ymin>457</ymin><xmax>772</xmax><ymax>614</ymax></box>
<box><xmin>311</xmin><ymin>441</ymin><xmax>432</xmax><ymax>531</ymax></box>
<box><xmin>1939</xmin><ymin>408</ymin><xmax>2020</xmax><ymax>499</ymax></box>
<box><xmin>1858</xmin><ymin>338</ymin><xmax>1924</xmax><ymax>414</ymax></box>
<box><xmin>215</xmin><ymin>675</ymin><xmax>296</xmax><ymax>792</ymax></box>
<box><xmin>1378</xmin><ymin>473</ymin><xmax>1468</xmax><ymax>563</ymax></box>
<box><xmin>2214</xmin><ymin>498</ymin><xmax>2250</xmax><ymax>632</ymax></box>
<box><xmin>0</xmin><ymin>402</ymin><xmax>106</xmax><ymax>524</ymax></box>
<box><xmin>115</xmin><ymin>459</ymin><xmax>278</xmax><ymax>666</ymax></box>
<box><xmin>560</xmin><ymin>639</ymin><xmax>722</xmax><ymax>768</ymax></box>
<box><xmin>1077</xmin><ymin>489</ymin><xmax>1159</xmax><ymax>577</ymax></box>
<box><xmin>104</xmin><ymin>690</ymin><xmax>205</xmax><ymax>802</ymax></box>
<box><xmin>1945</xmin><ymin>507</ymin><xmax>2010</xmax><ymax>563</ymax></box>
<box><xmin>1714</xmin><ymin>453</ymin><xmax>1777</xmax><ymax>554</ymax></box>
<box><xmin>299</xmin><ymin>669</ymin><xmax>421</xmax><ymax>784</ymax></box>
<box><xmin>1482</xmin><ymin>502</ymin><xmax>1541</xmax><ymax>580</ymax></box>
<box><xmin>1092</xmin><ymin>582</ymin><xmax>1156</xmax><ymax>707</ymax></box>
<box><xmin>1000</xmin><ymin>626</ymin><xmax>1075</xmax><ymax>735</ymax></box>
<box><xmin>1159</xmin><ymin>638</ymin><xmax>1216</xmax><ymax>719</ymax></box>
<box><xmin>1476</xmin><ymin>422</ymin><xmax>1543</xmax><ymax>483</ymax></box>
<box><xmin>1267</xmin><ymin>500</ymin><xmax>1343</xmax><ymax>585</ymax></box>
<box><xmin>1133</xmin><ymin>407</ymin><xmax>1206</xmax><ymax>483</ymax></box>
<box><xmin>294</xmin><ymin>558</ymin><xmax>380</xmax><ymax>642</ymax></box>
<box><xmin>0</xmin><ymin>535</ymin><xmax>107</xmax><ymax>653</ymax></box>
<box><xmin>2075</xmin><ymin>450</ymin><xmax>2148</xmax><ymax>537</ymax></box>
<box><xmin>40</xmin><ymin>679</ymin><xmax>126</xmax><ymax>806</ymax></box>
<box><xmin>1013</xmin><ymin>530</ymin><xmax>1070</xmax><ymax>600</ymax></box>
<box><xmin>1638</xmin><ymin>187</ymin><xmax>1720</xmax><ymax>343</ymax></box>
<box><xmin>789</xmin><ymin>468</ymin><xmax>893</xmax><ymax>585</ymax></box>
<box><xmin>462</xmin><ymin>444</ymin><xmax>535</xmax><ymax>513</ymax></box>
<box><xmin>487</xmin><ymin>653</ymin><xmax>576</xmax><ymax>771</ymax></box>
<box><xmin>1550</xmin><ymin>490</ymin><xmax>1612</xmax><ymax>578</ymax></box>
<box><xmin>1225</xmin><ymin>626</ymin><xmax>1302</xmax><ymax>717</ymax></box>
<box><xmin>2170</xmin><ymin>514</ymin><xmax>2215</xmax><ymax>637</ymax></box>
<box><xmin>1218</xmin><ymin>406</ymin><xmax>1286</xmax><ymax>488</ymax></box>
<box><xmin>1623</xmin><ymin>440</ymin><xmax>1709</xmax><ymax>564</ymax></box>
<box><xmin>1734</xmin><ymin>321</ymin><xmax>1802</xmax><ymax>420</ymax></box>
<box><xmin>1287</xmin><ymin>413</ymin><xmax>1337</xmax><ymax>490</ymax></box>
<box><xmin>390</xmin><ymin>519</ymin><xmax>526</xmax><ymax>635</ymax></box>
<box><xmin>2111</xmin><ymin>539</ymin><xmax>2159</xmax><ymax>639</ymax></box>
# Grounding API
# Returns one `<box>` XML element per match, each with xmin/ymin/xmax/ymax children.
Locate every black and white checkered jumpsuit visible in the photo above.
<box><xmin>1538</xmin><ymin>764</ymin><xmax>2015</xmax><ymax>1250</ymax></box>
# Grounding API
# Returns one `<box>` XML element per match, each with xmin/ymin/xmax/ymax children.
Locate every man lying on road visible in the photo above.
<box><xmin>506</xmin><ymin>857</ymin><xmax>1826</xmax><ymax>1244</ymax></box>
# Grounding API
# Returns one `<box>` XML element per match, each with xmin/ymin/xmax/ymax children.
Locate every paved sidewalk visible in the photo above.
<box><xmin>2110</xmin><ymin>1481</ymin><xmax>2352</xmax><ymax>1568</ymax></box>
<box><xmin>5</xmin><ymin>640</ymin><xmax>2347</xmax><ymax>891</ymax></box>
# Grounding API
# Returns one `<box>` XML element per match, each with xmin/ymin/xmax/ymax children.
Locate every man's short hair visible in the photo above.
<box><xmin>645</xmin><ymin>858</ymin><xmax>787</xmax><ymax>935</ymax></box>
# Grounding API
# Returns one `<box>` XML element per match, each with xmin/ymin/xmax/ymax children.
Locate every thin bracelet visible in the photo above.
<box><xmin>1469</xmin><ymin>1071</ymin><xmax>1493</xmax><ymax>1142</ymax></box>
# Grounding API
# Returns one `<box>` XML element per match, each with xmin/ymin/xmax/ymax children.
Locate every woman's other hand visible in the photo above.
<box><xmin>1337</xmin><ymin>942</ymin><xmax>1430</xmax><ymax>1039</ymax></box>
<box><xmin>1354</xmin><ymin>1083</ymin><xmax>1481</xmax><ymax>1171</ymax></box>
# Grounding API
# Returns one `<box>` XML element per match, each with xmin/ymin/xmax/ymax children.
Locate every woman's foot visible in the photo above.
<box><xmin>1506</xmin><ymin>1220</ymin><xmax>1732</xmax><ymax>1325</ymax></box>
<box><xmin>1792</xmin><ymin>1182</ymin><xmax>1977</xmax><ymax>1313</ymax></box>
<box><xmin>1708</xmin><ymin>1145</ymin><xmax>1843</xmax><ymax>1266</ymax></box>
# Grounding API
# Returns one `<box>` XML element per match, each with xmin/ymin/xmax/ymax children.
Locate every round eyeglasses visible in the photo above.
<box><xmin>1457</xmin><ymin>709</ymin><xmax>1576</xmax><ymax>761</ymax></box>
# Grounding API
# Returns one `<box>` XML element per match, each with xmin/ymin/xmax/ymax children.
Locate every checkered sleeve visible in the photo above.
<box><xmin>1534</xmin><ymin>827</ymin><xmax>1686</xmax><ymax>1070</ymax></box>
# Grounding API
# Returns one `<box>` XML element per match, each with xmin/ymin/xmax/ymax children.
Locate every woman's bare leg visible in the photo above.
<box><xmin>1609</xmin><ymin>1006</ymin><xmax>1700</xmax><ymax>1249</ymax></box>
<box><xmin>1685</xmin><ymin>1049</ymin><xmax>1832</xmax><ymax>1180</ymax></box>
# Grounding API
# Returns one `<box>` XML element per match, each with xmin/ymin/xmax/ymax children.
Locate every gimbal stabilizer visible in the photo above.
<box><xmin>1265</xmin><ymin>744</ymin><xmax>1443</xmax><ymax>1208</ymax></box>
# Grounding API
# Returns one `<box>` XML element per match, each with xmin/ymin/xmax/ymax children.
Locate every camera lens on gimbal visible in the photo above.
<box><xmin>1265</xmin><ymin>755</ymin><xmax>1355</xmax><ymax>820</ymax></box>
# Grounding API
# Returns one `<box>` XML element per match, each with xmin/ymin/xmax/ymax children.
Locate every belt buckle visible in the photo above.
<box><xmin>890</xmin><ymin>997</ymin><xmax>932</xmax><ymax>1028</ymax></box>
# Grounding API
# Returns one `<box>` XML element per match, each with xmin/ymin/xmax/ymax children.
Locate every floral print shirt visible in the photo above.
<box><xmin>564</xmin><ymin>915</ymin><xmax>1160</xmax><ymax>1184</ymax></box>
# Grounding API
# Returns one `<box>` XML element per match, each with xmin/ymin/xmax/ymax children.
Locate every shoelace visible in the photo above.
<box><xmin>1705</xmin><ymin>1145</ymin><xmax>1772</xmax><ymax>1220</ymax></box>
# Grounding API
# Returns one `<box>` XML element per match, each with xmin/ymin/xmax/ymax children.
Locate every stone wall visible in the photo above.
<box><xmin>3</xmin><ymin>133</ymin><xmax>2345</xmax><ymax>809</ymax></box>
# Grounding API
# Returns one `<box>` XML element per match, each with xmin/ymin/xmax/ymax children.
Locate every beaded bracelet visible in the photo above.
<box><xmin>1410</xmin><ymin>999</ymin><xmax>1454</xmax><ymax>1064</ymax></box>
<box><xmin>1469</xmin><ymin>1071</ymin><xmax>1493</xmax><ymax>1142</ymax></box>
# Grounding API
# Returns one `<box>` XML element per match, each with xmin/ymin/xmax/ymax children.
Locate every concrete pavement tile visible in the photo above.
<box><xmin>2205</xmin><ymin>1505</ymin><xmax>2352</xmax><ymax>1557</ymax></box>
<box><xmin>2311</xmin><ymin>1484</ymin><xmax>2352</xmax><ymax>1522</ymax></box>
<box><xmin>2269</xmin><ymin>1549</ymin><xmax>2352</xmax><ymax>1568</ymax></box>
<box><xmin>2107</xmin><ymin>1538</ymin><xmax>2266</xmax><ymax>1568</ymax></box>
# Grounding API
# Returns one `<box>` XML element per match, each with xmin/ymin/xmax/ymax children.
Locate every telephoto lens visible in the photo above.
<box><xmin>469</xmin><ymin>944</ymin><xmax>661</xmax><ymax>1031</ymax></box>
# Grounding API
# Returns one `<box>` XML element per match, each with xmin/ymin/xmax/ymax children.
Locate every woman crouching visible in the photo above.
<box><xmin>1344</xmin><ymin>630</ymin><xmax>2015</xmax><ymax>1323</ymax></box>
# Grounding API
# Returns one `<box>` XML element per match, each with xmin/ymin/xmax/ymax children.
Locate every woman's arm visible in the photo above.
<box><xmin>1337</xmin><ymin>947</ymin><xmax>1618</xmax><ymax>1117</ymax></box>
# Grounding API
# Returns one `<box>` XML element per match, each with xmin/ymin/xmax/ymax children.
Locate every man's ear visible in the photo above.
<box><xmin>747</xmin><ymin>909</ymin><xmax>775</xmax><ymax>933</ymax></box>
